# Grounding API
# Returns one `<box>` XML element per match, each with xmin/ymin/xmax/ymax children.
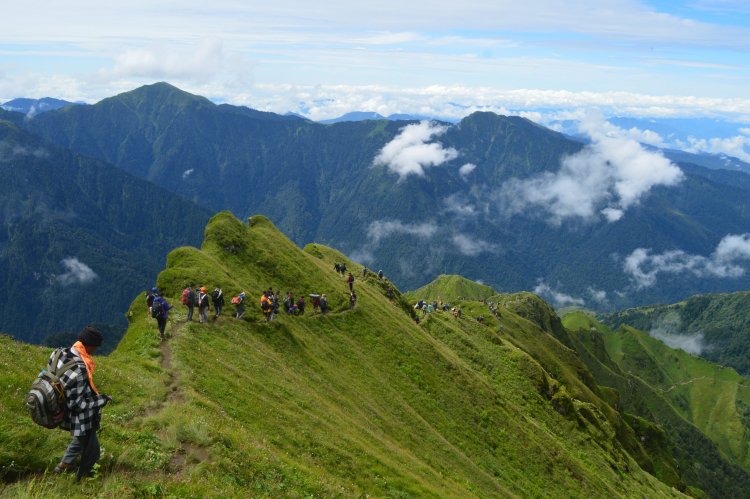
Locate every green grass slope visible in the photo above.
<box><xmin>1</xmin><ymin>212</ymin><xmax>685</xmax><ymax>497</ymax></box>
<box><xmin>563</xmin><ymin>311</ymin><xmax>750</xmax><ymax>497</ymax></box>
<box><xmin>404</xmin><ymin>274</ymin><xmax>497</xmax><ymax>303</ymax></box>
<box><xmin>600</xmin><ymin>292</ymin><xmax>750</xmax><ymax>376</ymax></box>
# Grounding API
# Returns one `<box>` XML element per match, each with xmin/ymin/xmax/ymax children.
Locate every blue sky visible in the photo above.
<box><xmin>2</xmin><ymin>0</ymin><xmax>750</xmax><ymax>122</ymax></box>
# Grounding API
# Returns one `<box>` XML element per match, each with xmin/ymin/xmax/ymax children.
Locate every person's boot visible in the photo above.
<box><xmin>53</xmin><ymin>461</ymin><xmax>76</xmax><ymax>474</ymax></box>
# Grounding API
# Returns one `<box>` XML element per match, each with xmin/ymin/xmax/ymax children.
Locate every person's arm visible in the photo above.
<box><xmin>61</xmin><ymin>365</ymin><xmax>109</xmax><ymax>413</ymax></box>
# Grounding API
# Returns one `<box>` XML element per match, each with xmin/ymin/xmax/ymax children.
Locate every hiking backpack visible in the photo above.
<box><xmin>25</xmin><ymin>348</ymin><xmax>77</xmax><ymax>429</ymax></box>
<box><xmin>181</xmin><ymin>288</ymin><xmax>190</xmax><ymax>304</ymax></box>
<box><xmin>151</xmin><ymin>298</ymin><xmax>165</xmax><ymax>318</ymax></box>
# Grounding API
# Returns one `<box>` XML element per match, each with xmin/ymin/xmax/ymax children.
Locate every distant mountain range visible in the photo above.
<box><xmin>1</xmin><ymin>97</ymin><xmax>82</xmax><ymax>117</ymax></box>
<box><xmin>2</xmin><ymin>82</ymin><xmax>750</xmax><ymax>344</ymax></box>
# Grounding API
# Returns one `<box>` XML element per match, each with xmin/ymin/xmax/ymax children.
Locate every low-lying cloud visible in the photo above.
<box><xmin>459</xmin><ymin>162</ymin><xmax>476</xmax><ymax>179</ymax></box>
<box><xmin>533</xmin><ymin>281</ymin><xmax>585</xmax><ymax>308</ymax></box>
<box><xmin>373</xmin><ymin>121</ymin><xmax>458</xmax><ymax>181</ymax></box>
<box><xmin>366</xmin><ymin>219</ymin><xmax>438</xmax><ymax>244</ymax></box>
<box><xmin>624</xmin><ymin>233</ymin><xmax>750</xmax><ymax>288</ymax></box>
<box><xmin>680</xmin><ymin>130</ymin><xmax>750</xmax><ymax>163</ymax></box>
<box><xmin>650</xmin><ymin>329</ymin><xmax>706</xmax><ymax>356</ymax></box>
<box><xmin>57</xmin><ymin>257</ymin><xmax>98</xmax><ymax>286</ymax></box>
<box><xmin>500</xmin><ymin>113</ymin><xmax>684</xmax><ymax>225</ymax></box>
<box><xmin>451</xmin><ymin>233</ymin><xmax>498</xmax><ymax>256</ymax></box>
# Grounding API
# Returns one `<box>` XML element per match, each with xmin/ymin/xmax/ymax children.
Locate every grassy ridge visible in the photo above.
<box><xmin>1</xmin><ymin>213</ymin><xmax>684</xmax><ymax>496</ymax></box>
<box><xmin>404</xmin><ymin>274</ymin><xmax>497</xmax><ymax>302</ymax></box>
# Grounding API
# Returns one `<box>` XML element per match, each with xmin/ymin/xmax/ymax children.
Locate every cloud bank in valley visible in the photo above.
<box><xmin>500</xmin><ymin>114</ymin><xmax>684</xmax><ymax>225</ymax></box>
<box><xmin>373</xmin><ymin>121</ymin><xmax>458</xmax><ymax>180</ymax></box>
<box><xmin>366</xmin><ymin>219</ymin><xmax>438</xmax><ymax>244</ymax></box>
<box><xmin>533</xmin><ymin>281</ymin><xmax>585</xmax><ymax>308</ymax></box>
<box><xmin>57</xmin><ymin>257</ymin><xmax>98</xmax><ymax>286</ymax></box>
<box><xmin>624</xmin><ymin>233</ymin><xmax>750</xmax><ymax>288</ymax></box>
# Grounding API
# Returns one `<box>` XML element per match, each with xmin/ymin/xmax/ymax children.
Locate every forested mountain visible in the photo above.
<box><xmin>18</xmin><ymin>82</ymin><xmax>750</xmax><ymax>311</ymax></box>
<box><xmin>0</xmin><ymin>115</ymin><xmax>211</xmax><ymax>345</ymax></box>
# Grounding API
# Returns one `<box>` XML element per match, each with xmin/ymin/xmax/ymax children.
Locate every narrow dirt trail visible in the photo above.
<box><xmin>154</xmin><ymin>320</ymin><xmax>209</xmax><ymax>473</ymax></box>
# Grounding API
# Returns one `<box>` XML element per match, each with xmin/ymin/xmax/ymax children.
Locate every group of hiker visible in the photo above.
<box><xmin>145</xmin><ymin>282</ymin><xmax>341</xmax><ymax>331</ymax></box>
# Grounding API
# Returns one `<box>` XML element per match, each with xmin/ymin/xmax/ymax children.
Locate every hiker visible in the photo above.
<box><xmin>340</xmin><ymin>263</ymin><xmax>347</xmax><ymax>275</ymax></box>
<box><xmin>261</xmin><ymin>291</ymin><xmax>273</xmax><ymax>321</ymax></box>
<box><xmin>151</xmin><ymin>291</ymin><xmax>172</xmax><ymax>340</ymax></box>
<box><xmin>52</xmin><ymin>326</ymin><xmax>112</xmax><ymax>480</ymax></box>
<box><xmin>211</xmin><ymin>286</ymin><xmax>224</xmax><ymax>318</ymax></box>
<box><xmin>198</xmin><ymin>287</ymin><xmax>210</xmax><ymax>323</ymax></box>
<box><xmin>334</xmin><ymin>262</ymin><xmax>340</xmax><ymax>274</ymax></box>
<box><xmin>349</xmin><ymin>291</ymin><xmax>357</xmax><ymax>309</ymax></box>
<box><xmin>283</xmin><ymin>292</ymin><xmax>292</xmax><ymax>314</ymax></box>
<box><xmin>362</xmin><ymin>267</ymin><xmax>368</xmax><ymax>278</ymax></box>
<box><xmin>182</xmin><ymin>284</ymin><xmax>196</xmax><ymax>322</ymax></box>
<box><xmin>378</xmin><ymin>269</ymin><xmax>383</xmax><ymax>279</ymax></box>
<box><xmin>235</xmin><ymin>292</ymin><xmax>247</xmax><ymax>319</ymax></box>
<box><xmin>296</xmin><ymin>295</ymin><xmax>306</xmax><ymax>315</ymax></box>
<box><xmin>146</xmin><ymin>288</ymin><xmax>156</xmax><ymax>317</ymax></box>
<box><xmin>320</xmin><ymin>294</ymin><xmax>328</xmax><ymax>315</ymax></box>
<box><xmin>310</xmin><ymin>294</ymin><xmax>321</xmax><ymax>314</ymax></box>
<box><xmin>270</xmin><ymin>289</ymin><xmax>280</xmax><ymax>319</ymax></box>
<box><xmin>346</xmin><ymin>272</ymin><xmax>354</xmax><ymax>292</ymax></box>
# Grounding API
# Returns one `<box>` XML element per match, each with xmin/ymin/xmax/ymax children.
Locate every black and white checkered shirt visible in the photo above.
<box><xmin>48</xmin><ymin>347</ymin><xmax>108</xmax><ymax>436</ymax></box>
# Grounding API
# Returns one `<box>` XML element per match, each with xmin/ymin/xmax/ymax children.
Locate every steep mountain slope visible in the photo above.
<box><xmin>0</xmin><ymin>213</ymin><xmax>686</xmax><ymax>497</ymax></box>
<box><xmin>24</xmin><ymin>83</ymin><xmax>750</xmax><ymax>308</ymax></box>
<box><xmin>600</xmin><ymin>292</ymin><xmax>750</xmax><ymax>376</ymax></box>
<box><xmin>563</xmin><ymin>312</ymin><xmax>750</xmax><ymax>496</ymax></box>
<box><xmin>0</xmin><ymin>118</ymin><xmax>211</xmax><ymax>345</ymax></box>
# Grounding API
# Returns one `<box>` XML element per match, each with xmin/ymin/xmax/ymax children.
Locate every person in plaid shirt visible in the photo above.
<box><xmin>52</xmin><ymin>326</ymin><xmax>112</xmax><ymax>479</ymax></box>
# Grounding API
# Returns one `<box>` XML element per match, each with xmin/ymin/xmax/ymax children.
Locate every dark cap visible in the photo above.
<box><xmin>79</xmin><ymin>325</ymin><xmax>103</xmax><ymax>347</ymax></box>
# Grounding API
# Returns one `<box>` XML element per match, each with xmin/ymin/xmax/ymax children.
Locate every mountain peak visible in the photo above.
<box><xmin>105</xmin><ymin>81</ymin><xmax>214</xmax><ymax>111</ymax></box>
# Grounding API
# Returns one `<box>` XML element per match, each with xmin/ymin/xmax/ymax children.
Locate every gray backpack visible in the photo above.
<box><xmin>25</xmin><ymin>348</ymin><xmax>77</xmax><ymax>429</ymax></box>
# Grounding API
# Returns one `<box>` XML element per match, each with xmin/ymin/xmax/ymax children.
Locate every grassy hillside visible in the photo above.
<box><xmin>600</xmin><ymin>292</ymin><xmax>750</xmax><ymax>376</ymax></box>
<box><xmin>563</xmin><ymin>311</ymin><xmax>750</xmax><ymax>496</ymax></box>
<box><xmin>1</xmin><ymin>213</ymin><xmax>688</xmax><ymax>496</ymax></box>
<box><xmin>404</xmin><ymin>274</ymin><xmax>497</xmax><ymax>302</ymax></box>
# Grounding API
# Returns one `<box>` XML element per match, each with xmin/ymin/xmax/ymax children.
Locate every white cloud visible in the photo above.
<box><xmin>650</xmin><ymin>329</ymin><xmax>706</xmax><ymax>356</ymax></box>
<box><xmin>0</xmin><ymin>141</ymin><xmax>49</xmax><ymax>161</ymax></box>
<box><xmin>587</xmin><ymin>287</ymin><xmax>609</xmax><ymax>305</ymax></box>
<box><xmin>451</xmin><ymin>233</ymin><xmax>498</xmax><ymax>256</ymax></box>
<box><xmin>57</xmin><ymin>257</ymin><xmax>98</xmax><ymax>286</ymax></box>
<box><xmin>500</xmin><ymin>113</ymin><xmax>683</xmax><ymax>225</ymax></box>
<box><xmin>681</xmin><ymin>134</ymin><xmax>750</xmax><ymax>162</ymax></box>
<box><xmin>533</xmin><ymin>281</ymin><xmax>585</xmax><ymax>308</ymax></box>
<box><xmin>182</xmin><ymin>168</ymin><xmax>194</xmax><ymax>179</ymax></box>
<box><xmin>103</xmin><ymin>38</ymin><xmax>223</xmax><ymax>83</ymax></box>
<box><xmin>442</xmin><ymin>193</ymin><xmax>478</xmax><ymax>218</ymax></box>
<box><xmin>366</xmin><ymin>219</ymin><xmax>438</xmax><ymax>244</ymax></box>
<box><xmin>624</xmin><ymin>233</ymin><xmax>750</xmax><ymax>288</ymax></box>
<box><xmin>458</xmin><ymin>162</ymin><xmax>476</xmax><ymax>179</ymax></box>
<box><xmin>373</xmin><ymin>121</ymin><xmax>458</xmax><ymax>180</ymax></box>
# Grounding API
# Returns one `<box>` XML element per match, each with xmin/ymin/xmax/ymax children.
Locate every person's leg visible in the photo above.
<box><xmin>55</xmin><ymin>435</ymin><xmax>82</xmax><ymax>472</ymax></box>
<box><xmin>158</xmin><ymin>317</ymin><xmax>167</xmax><ymax>339</ymax></box>
<box><xmin>187</xmin><ymin>306</ymin><xmax>194</xmax><ymax>321</ymax></box>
